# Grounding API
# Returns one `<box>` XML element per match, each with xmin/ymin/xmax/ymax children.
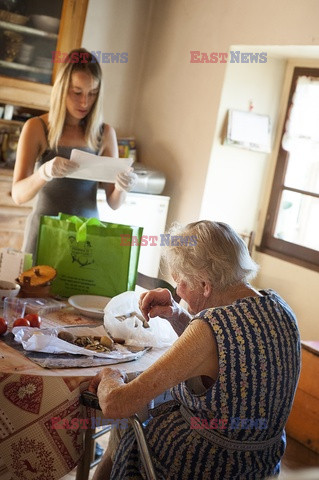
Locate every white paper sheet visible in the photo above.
<box><xmin>67</xmin><ymin>149</ymin><xmax>134</xmax><ymax>182</ymax></box>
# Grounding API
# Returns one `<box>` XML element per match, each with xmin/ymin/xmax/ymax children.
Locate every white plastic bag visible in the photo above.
<box><xmin>104</xmin><ymin>291</ymin><xmax>178</xmax><ymax>347</ymax></box>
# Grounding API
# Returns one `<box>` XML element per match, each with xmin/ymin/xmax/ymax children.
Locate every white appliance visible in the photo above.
<box><xmin>97</xmin><ymin>191</ymin><xmax>170</xmax><ymax>277</ymax></box>
<box><xmin>131</xmin><ymin>163</ymin><xmax>166</xmax><ymax>194</ymax></box>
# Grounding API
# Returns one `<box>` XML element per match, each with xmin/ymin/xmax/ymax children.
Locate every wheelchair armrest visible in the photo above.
<box><xmin>80</xmin><ymin>391</ymin><xmax>102</xmax><ymax>410</ymax></box>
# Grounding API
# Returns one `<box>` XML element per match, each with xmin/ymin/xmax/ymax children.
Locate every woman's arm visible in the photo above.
<box><xmin>89</xmin><ymin>318</ymin><xmax>219</xmax><ymax>419</ymax></box>
<box><xmin>12</xmin><ymin>117</ymin><xmax>48</xmax><ymax>205</ymax></box>
<box><xmin>99</xmin><ymin>124</ymin><xmax>126</xmax><ymax>209</ymax></box>
<box><xmin>12</xmin><ymin>117</ymin><xmax>79</xmax><ymax>204</ymax></box>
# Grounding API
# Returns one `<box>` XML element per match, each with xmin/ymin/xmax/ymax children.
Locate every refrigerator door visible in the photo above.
<box><xmin>97</xmin><ymin>191</ymin><xmax>170</xmax><ymax>277</ymax></box>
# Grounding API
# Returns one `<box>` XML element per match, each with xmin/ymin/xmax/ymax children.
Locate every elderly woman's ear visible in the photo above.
<box><xmin>202</xmin><ymin>281</ymin><xmax>212</xmax><ymax>298</ymax></box>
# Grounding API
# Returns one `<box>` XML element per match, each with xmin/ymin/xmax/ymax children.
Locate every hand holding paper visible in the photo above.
<box><xmin>38</xmin><ymin>156</ymin><xmax>79</xmax><ymax>181</ymax></box>
<box><xmin>115</xmin><ymin>167</ymin><xmax>138</xmax><ymax>192</ymax></box>
<box><xmin>68</xmin><ymin>149</ymin><xmax>134</xmax><ymax>183</ymax></box>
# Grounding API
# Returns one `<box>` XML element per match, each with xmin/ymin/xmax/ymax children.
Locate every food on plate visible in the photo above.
<box><xmin>24</xmin><ymin>313</ymin><xmax>41</xmax><ymax>328</ymax></box>
<box><xmin>0</xmin><ymin>317</ymin><xmax>8</xmax><ymax>335</ymax></box>
<box><xmin>13</xmin><ymin>317</ymin><xmax>30</xmax><ymax>327</ymax></box>
<box><xmin>57</xmin><ymin>331</ymin><xmax>114</xmax><ymax>352</ymax></box>
<box><xmin>100</xmin><ymin>335</ymin><xmax>114</xmax><ymax>348</ymax></box>
<box><xmin>57</xmin><ymin>330</ymin><xmax>75</xmax><ymax>343</ymax></box>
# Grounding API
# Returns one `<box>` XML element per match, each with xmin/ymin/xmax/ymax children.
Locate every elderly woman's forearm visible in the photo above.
<box><xmin>98</xmin><ymin>321</ymin><xmax>217</xmax><ymax>418</ymax></box>
<box><xmin>98</xmin><ymin>382</ymin><xmax>152</xmax><ymax>419</ymax></box>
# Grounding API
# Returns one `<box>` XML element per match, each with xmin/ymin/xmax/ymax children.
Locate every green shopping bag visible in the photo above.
<box><xmin>36</xmin><ymin>213</ymin><xmax>143</xmax><ymax>298</ymax></box>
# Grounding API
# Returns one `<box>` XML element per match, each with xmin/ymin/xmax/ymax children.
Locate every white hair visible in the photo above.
<box><xmin>162</xmin><ymin>220</ymin><xmax>259</xmax><ymax>290</ymax></box>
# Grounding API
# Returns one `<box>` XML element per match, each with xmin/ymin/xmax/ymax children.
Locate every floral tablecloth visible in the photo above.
<box><xmin>0</xmin><ymin>371</ymin><xmax>90</xmax><ymax>480</ymax></box>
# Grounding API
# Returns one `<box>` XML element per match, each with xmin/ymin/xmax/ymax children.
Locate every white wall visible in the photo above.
<box><xmin>255</xmin><ymin>252</ymin><xmax>319</xmax><ymax>339</ymax></box>
<box><xmin>200</xmin><ymin>51</ymin><xmax>286</xmax><ymax>234</ymax></box>
<box><xmin>82</xmin><ymin>0</ymin><xmax>153</xmax><ymax>136</ymax></box>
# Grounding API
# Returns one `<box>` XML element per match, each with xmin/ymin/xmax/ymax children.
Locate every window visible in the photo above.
<box><xmin>261</xmin><ymin>67</ymin><xmax>319</xmax><ymax>271</ymax></box>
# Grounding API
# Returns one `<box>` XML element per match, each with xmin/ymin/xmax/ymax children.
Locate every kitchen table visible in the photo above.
<box><xmin>0</xmin><ymin>306</ymin><xmax>167</xmax><ymax>480</ymax></box>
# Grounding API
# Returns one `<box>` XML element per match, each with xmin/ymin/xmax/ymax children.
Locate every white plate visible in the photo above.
<box><xmin>68</xmin><ymin>295</ymin><xmax>111</xmax><ymax>319</ymax></box>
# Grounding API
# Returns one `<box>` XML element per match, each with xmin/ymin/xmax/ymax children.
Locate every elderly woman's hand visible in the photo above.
<box><xmin>139</xmin><ymin>288</ymin><xmax>178</xmax><ymax>321</ymax></box>
<box><xmin>88</xmin><ymin>370</ymin><xmax>103</xmax><ymax>395</ymax></box>
<box><xmin>88</xmin><ymin>368</ymin><xmax>128</xmax><ymax>417</ymax></box>
<box><xmin>139</xmin><ymin>288</ymin><xmax>192</xmax><ymax>336</ymax></box>
<box><xmin>88</xmin><ymin>368</ymin><xmax>127</xmax><ymax>395</ymax></box>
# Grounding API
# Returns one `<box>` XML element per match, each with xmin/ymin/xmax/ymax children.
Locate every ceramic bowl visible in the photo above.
<box><xmin>30</xmin><ymin>14</ymin><xmax>60</xmax><ymax>33</ymax></box>
<box><xmin>0</xmin><ymin>280</ymin><xmax>20</xmax><ymax>301</ymax></box>
<box><xmin>68</xmin><ymin>295</ymin><xmax>111</xmax><ymax>319</ymax></box>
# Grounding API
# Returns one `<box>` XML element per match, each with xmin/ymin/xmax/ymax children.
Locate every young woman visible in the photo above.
<box><xmin>12</xmin><ymin>47</ymin><xmax>136</xmax><ymax>259</ymax></box>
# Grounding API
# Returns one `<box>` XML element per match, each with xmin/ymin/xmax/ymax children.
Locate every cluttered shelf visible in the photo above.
<box><xmin>0</xmin><ymin>18</ymin><xmax>58</xmax><ymax>39</ymax></box>
<box><xmin>0</xmin><ymin>9</ymin><xmax>60</xmax><ymax>84</ymax></box>
<box><xmin>0</xmin><ymin>59</ymin><xmax>52</xmax><ymax>75</ymax></box>
<box><xmin>0</xmin><ymin>0</ymin><xmax>88</xmax><ymax>91</ymax></box>
<box><xmin>0</xmin><ymin>117</ymin><xmax>23</xmax><ymax>128</ymax></box>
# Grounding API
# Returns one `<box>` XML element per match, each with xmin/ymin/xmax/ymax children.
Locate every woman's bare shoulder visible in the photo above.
<box><xmin>23</xmin><ymin>114</ymin><xmax>48</xmax><ymax>135</ymax></box>
<box><xmin>101</xmin><ymin>123</ymin><xmax>116</xmax><ymax>138</ymax></box>
<box><xmin>26</xmin><ymin>113</ymin><xmax>48</xmax><ymax>125</ymax></box>
<box><xmin>99</xmin><ymin>123</ymin><xmax>118</xmax><ymax>156</ymax></box>
<box><xmin>20</xmin><ymin>114</ymin><xmax>48</xmax><ymax>154</ymax></box>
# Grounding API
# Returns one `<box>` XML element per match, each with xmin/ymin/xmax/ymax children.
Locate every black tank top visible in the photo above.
<box><xmin>22</xmin><ymin>118</ymin><xmax>103</xmax><ymax>260</ymax></box>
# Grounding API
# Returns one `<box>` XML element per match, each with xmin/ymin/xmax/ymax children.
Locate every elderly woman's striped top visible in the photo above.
<box><xmin>111</xmin><ymin>290</ymin><xmax>301</xmax><ymax>480</ymax></box>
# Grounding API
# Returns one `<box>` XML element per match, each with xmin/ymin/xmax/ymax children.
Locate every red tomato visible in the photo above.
<box><xmin>24</xmin><ymin>313</ymin><xmax>41</xmax><ymax>328</ymax></box>
<box><xmin>0</xmin><ymin>317</ymin><xmax>8</xmax><ymax>335</ymax></box>
<box><xmin>13</xmin><ymin>318</ymin><xmax>30</xmax><ymax>328</ymax></box>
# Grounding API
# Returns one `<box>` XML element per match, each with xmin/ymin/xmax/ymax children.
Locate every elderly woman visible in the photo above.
<box><xmin>89</xmin><ymin>220</ymin><xmax>301</xmax><ymax>480</ymax></box>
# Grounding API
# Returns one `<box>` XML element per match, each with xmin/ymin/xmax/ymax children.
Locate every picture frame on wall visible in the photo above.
<box><xmin>224</xmin><ymin>109</ymin><xmax>271</xmax><ymax>153</ymax></box>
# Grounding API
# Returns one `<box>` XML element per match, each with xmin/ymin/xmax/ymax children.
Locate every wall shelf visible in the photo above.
<box><xmin>0</xmin><ymin>118</ymin><xmax>24</xmax><ymax>129</ymax></box>
<box><xmin>0</xmin><ymin>60</ymin><xmax>52</xmax><ymax>76</ymax></box>
<box><xmin>0</xmin><ymin>20</ymin><xmax>58</xmax><ymax>40</ymax></box>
